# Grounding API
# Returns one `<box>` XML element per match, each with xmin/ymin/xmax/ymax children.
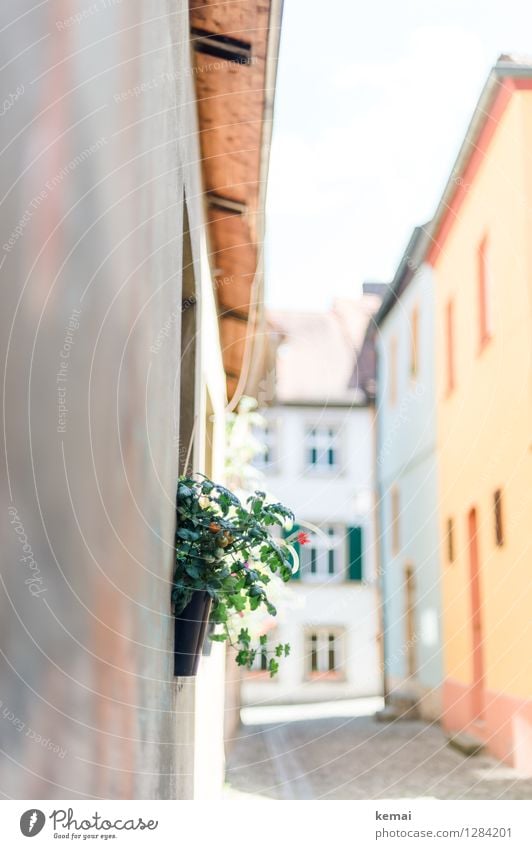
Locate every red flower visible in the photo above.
<box><xmin>297</xmin><ymin>531</ymin><xmax>310</xmax><ymax>546</ymax></box>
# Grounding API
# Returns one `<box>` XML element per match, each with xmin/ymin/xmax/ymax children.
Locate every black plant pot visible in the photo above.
<box><xmin>174</xmin><ymin>590</ymin><xmax>212</xmax><ymax>676</ymax></box>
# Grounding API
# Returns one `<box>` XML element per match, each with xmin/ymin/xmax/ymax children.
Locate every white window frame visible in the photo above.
<box><xmin>247</xmin><ymin>632</ymin><xmax>279</xmax><ymax>679</ymax></box>
<box><xmin>305</xmin><ymin>628</ymin><xmax>345</xmax><ymax>677</ymax></box>
<box><xmin>299</xmin><ymin>524</ymin><xmax>345</xmax><ymax>583</ymax></box>
<box><xmin>304</xmin><ymin>424</ymin><xmax>340</xmax><ymax>473</ymax></box>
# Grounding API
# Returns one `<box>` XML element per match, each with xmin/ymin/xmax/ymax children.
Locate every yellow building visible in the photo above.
<box><xmin>429</xmin><ymin>57</ymin><xmax>532</xmax><ymax>768</ymax></box>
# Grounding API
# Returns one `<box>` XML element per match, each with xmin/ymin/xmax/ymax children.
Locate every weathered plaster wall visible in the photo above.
<box><xmin>0</xmin><ymin>0</ymin><xmax>224</xmax><ymax>799</ymax></box>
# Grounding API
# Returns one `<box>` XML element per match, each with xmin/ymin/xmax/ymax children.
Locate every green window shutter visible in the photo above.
<box><xmin>347</xmin><ymin>526</ymin><xmax>363</xmax><ymax>581</ymax></box>
<box><xmin>282</xmin><ymin>524</ymin><xmax>301</xmax><ymax>579</ymax></box>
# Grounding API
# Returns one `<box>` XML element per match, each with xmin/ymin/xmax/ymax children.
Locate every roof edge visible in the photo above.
<box><xmin>428</xmin><ymin>59</ymin><xmax>532</xmax><ymax>265</ymax></box>
<box><xmin>374</xmin><ymin>222</ymin><xmax>433</xmax><ymax>327</ymax></box>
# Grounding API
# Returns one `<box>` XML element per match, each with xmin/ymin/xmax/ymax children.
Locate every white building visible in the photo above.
<box><xmin>243</xmin><ymin>295</ymin><xmax>384</xmax><ymax>705</ymax></box>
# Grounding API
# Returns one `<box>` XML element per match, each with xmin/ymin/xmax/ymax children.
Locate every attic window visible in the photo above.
<box><xmin>191</xmin><ymin>27</ymin><xmax>252</xmax><ymax>64</ymax></box>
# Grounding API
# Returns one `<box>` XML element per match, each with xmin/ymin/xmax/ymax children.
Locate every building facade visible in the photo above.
<box><xmin>428</xmin><ymin>57</ymin><xmax>532</xmax><ymax>768</ymax></box>
<box><xmin>0</xmin><ymin>1</ymin><xmax>282</xmax><ymax>798</ymax></box>
<box><xmin>373</xmin><ymin>231</ymin><xmax>443</xmax><ymax>721</ymax></box>
<box><xmin>243</xmin><ymin>298</ymin><xmax>382</xmax><ymax>705</ymax></box>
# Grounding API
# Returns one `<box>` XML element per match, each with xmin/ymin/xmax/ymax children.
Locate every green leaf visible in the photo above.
<box><xmin>268</xmin><ymin>658</ymin><xmax>279</xmax><ymax>677</ymax></box>
<box><xmin>211</xmin><ymin>603</ymin><xmax>228</xmax><ymax>623</ymax></box>
<box><xmin>228</xmin><ymin>594</ymin><xmax>246</xmax><ymax>612</ymax></box>
<box><xmin>176</xmin><ymin>528</ymin><xmax>200</xmax><ymax>542</ymax></box>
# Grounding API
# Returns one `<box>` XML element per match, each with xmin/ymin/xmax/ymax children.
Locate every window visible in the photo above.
<box><xmin>446</xmin><ymin>517</ymin><xmax>455</xmax><ymax>563</ymax></box>
<box><xmin>250</xmin><ymin>644</ymin><xmax>269</xmax><ymax>672</ymax></box>
<box><xmin>446</xmin><ymin>299</ymin><xmax>455</xmax><ymax>393</ymax></box>
<box><xmin>478</xmin><ymin>237</ymin><xmax>493</xmax><ymax>350</ymax></box>
<box><xmin>247</xmin><ymin>635</ymin><xmax>277</xmax><ymax>677</ymax></box>
<box><xmin>389</xmin><ymin>336</ymin><xmax>398</xmax><ymax>405</ymax></box>
<box><xmin>391</xmin><ymin>487</ymin><xmax>400</xmax><ymax>555</ymax></box>
<box><xmin>305</xmin><ymin>426</ymin><xmax>339</xmax><ymax>471</ymax></box>
<box><xmin>299</xmin><ymin>525</ymin><xmax>343</xmax><ymax>582</ymax></box>
<box><xmin>410</xmin><ymin>307</ymin><xmax>419</xmax><ymax>379</ymax></box>
<box><xmin>404</xmin><ymin>566</ymin><xmax>417</xmax><ymax>678</ymax></box>
<box><xmin>255</xmin><ymin>420</ymin><xmax>278</xmax><ymax>470</ymax></box>
<box><xmin>305</xmin><ymin>629</ymin><xmax>344</xmax><ymax>677</ymax></box>
<box><xmin>494</xmin><ymin>488</ymin><xmax>504</xmax><ymax>547</ymax></box>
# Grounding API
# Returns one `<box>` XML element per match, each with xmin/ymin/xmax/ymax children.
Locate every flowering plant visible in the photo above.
<box><xmin>173</xmin><ymin>475</ymin><xmax>296</xmax><ymax>675</ymax></box>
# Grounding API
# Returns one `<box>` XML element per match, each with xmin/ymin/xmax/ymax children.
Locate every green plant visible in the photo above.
<box><xmin>173</xmin><ymin>474</ymin><xmax>295</xmax><ymax>676</ymax></box>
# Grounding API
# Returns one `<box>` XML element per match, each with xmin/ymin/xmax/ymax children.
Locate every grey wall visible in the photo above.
<box><xmin>375</xmin><ymin>265</ymin><xmax>443</xmax><ymax>696</ymax></box>
<box><xmin>0</xmin><ymin>0</ymin><xmax>209</xmax><ymax>798</ymax></box>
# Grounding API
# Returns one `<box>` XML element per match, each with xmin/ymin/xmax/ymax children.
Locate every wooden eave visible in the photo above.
<box><xmin>189</xmin><ymin>0</ymin><xmax>283</xmax><ymax>399</ymax></box>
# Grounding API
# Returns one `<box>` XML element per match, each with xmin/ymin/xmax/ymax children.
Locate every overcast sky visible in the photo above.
<box><xmin>264</xmin><ymin>0</ymin><xmax>532</xmax><ymax>310</ymax></box>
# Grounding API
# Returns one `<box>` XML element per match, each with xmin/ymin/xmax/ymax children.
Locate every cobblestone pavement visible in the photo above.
<box><xmin>225</xmin><ymin>700</ymin><xmax>532</xmax><ymax>800</ymax></box>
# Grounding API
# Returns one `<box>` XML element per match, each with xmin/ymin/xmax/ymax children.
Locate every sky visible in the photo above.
<box><xmin>265</xmin><ymin>0</ymin><xmax>532</xmax><ymax>310</ymax></box>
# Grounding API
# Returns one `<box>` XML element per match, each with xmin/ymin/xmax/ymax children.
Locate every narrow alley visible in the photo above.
<box><xmin>226</xmin><ymin>700</ymin><xmax>532</xmax><ymax>801</ymax></box>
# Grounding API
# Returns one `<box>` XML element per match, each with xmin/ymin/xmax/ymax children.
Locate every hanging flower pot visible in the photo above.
<box><xmin>174</xmin><ymin>589</ymin><xmax>212</xmax><ymax>676</ymax></box>
<box><xmin>173</xmin><ymin>475</ymin><xmax>296</xmax><ymax>678</ymax></box>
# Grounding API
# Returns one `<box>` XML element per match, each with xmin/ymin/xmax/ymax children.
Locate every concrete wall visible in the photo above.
<box><xmin>243</xmin><ymin>404</ymin><xmax>381</xmax><ymax>705</ymax></box>
<box><xmin>0</xmin><ymin>0</ymin><xmax>225</xmax><ymax>798</ymax></box>
<box><xmin>375</xmin><ymin>264</ymin><xmax>443</xmax><ymax>715</ymax></box>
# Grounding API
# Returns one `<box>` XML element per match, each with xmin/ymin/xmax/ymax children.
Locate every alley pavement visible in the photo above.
<box><xmin>225</xmin><ymin>699</ymin><xmax>532</xmax><ymax>800</ymax></box>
